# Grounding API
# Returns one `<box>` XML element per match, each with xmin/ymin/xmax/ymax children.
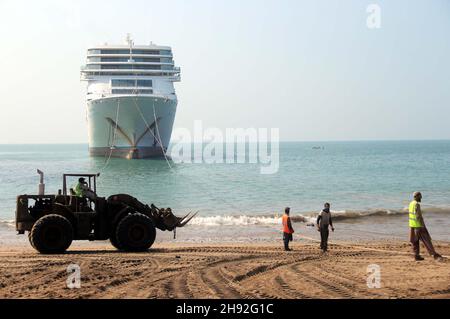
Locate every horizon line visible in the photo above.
<box><xmin>1</xmin><ymin>138</ymin><xmax>450</xmax><ymax>146</ymax></box>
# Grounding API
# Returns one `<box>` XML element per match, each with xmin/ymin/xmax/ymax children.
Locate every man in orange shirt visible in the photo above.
<box><xmin>282</xmin><ymin>207</ymin><xmax>295</xmax><ymax>251</ymax></box>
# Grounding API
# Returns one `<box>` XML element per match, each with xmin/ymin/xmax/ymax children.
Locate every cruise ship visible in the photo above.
<box><xmin>80</xmin><ymin>36</ymin><xmax>180</xmax><ymax>159</ymax></box>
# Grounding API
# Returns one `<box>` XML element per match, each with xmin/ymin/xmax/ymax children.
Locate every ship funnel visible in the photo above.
<box><xmin>37</xmin><ymin>169</ymin><xmax>45</xmax><ymax>195</ymax></box>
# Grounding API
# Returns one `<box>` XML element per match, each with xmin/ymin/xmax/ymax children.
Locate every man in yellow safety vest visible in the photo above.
<box><xmin>74</xmin><ymin>177</ymin><xmax>97</xmax><ymax>201</ymax></box>
<box><xmin>409</xmin><ymin>192</ymin><xmax>443</xmax><ymax>261</ymax></box>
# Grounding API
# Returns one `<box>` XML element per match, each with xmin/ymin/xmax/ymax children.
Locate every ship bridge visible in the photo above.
<box><xmin>81</xmin><ymin>42</ymin><xmax>180</xmax><ymax>82</ymax></box>
<box><xmin>81</xmin><ymin>37</ymin><xmax>180</xmax><ymax>99</ymax></box>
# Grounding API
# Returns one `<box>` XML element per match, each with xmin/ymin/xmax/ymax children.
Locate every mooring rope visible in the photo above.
<box><xmin>151</xmin><ymin>99</ymin><xmax>173</xmax><ymax>169</ymax></box>
<box><xmin>100</xmin><ymin>98</ymin><xmax>120</xmax><ymax>172</ymax></box>
<box><xmin>132</xmin><ymin>96</ymin><xmax>172</xmax><ymax>169</ymax></box>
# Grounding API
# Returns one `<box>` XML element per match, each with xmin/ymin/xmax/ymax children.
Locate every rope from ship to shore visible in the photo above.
<box><xmin>100</xmin><ymin>98</ymin><xmax>120</xmax><ymax>172</ymax></box>
<box><xmin>152</xmin><ymin>99</ymin><xmax>172</xmax><ymax>166</ymax></box>
<box><xmin>132</xmin><ymin>96</ymin><xmax>172</xmax><ymax>169</ymax></box>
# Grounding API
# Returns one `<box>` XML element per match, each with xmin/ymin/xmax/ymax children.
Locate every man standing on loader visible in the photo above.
<box><xmin>74</xmin><ymin>177</ymin><xmax>97</xmax><ymax>200</ymax></box>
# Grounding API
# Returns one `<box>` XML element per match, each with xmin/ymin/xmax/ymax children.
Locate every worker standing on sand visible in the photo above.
<box><xmin>316</xmin><ymin>203</ymin><xmax>334</xmax><ymax>253</ymax></box>
<box><xmin>409</xmin><ymin>192</ymin><xmax>443</xmax><ymax>261</ymax></box>
<box><xmin>282</xmin><ymin>207</ymin><xmax>295</xmax><ymax>251</ymax></box>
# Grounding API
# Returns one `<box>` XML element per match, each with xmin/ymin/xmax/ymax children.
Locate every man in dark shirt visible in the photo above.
<box><xmin>316</xmin><ymin>203</ymin><xmax>334</xmax><ymax>253</ymax></box>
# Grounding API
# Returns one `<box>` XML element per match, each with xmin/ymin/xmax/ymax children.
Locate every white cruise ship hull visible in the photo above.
<box><xmin>87</xmin><ymin>96</ymin><xmax>177</xmax><ymax>159</ymax></box>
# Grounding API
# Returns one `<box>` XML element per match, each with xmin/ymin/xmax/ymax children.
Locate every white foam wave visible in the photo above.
<box><xmin>188</xmin><ymin>207</ymin><xmax>450</xmax><ymax>227</ymax></box>
<box><xmin>0</xmin><ymin>207</ymin><xmax>448</xmax><ymax>229</ymax></box>
<box><xmin>321</xmin><ymin>209</ymin><xmax>406</xmax><ymax>220</ymax></box>
<box><xmin>190</xmin><ymin>215</ymin><xmax>282</xmax><ymax>226</ymax></box>
<box><xmin>0</xmin><ymin>220</ymin><xmax>15</xmax><ymax>228</ymax></box>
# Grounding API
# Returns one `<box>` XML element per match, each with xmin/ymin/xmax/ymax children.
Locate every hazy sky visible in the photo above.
<box><xmin>0</xmin><ymin>0</ymin><xmax>449</xmax><ymax>143</ymax></box>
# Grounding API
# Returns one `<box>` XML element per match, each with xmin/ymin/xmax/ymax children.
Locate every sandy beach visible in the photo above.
<box><xmin>0</xmin><ymin>239</ymin><xmax>449</xmax><ymax>299</ymax></box>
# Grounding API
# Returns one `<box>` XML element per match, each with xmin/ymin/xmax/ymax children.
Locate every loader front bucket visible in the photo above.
<box><xmin>155</xmin><ymin>207</ymin><xmax>198</xmax><ymax>231</ymax></box>
<box><xmin>176</xmin><ymin>212</ymin><xmax>198</xmax><ymax>228</ymax></box>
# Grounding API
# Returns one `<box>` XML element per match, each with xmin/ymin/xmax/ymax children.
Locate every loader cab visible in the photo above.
<box><xmin>62</xmin><ymin>173</ymin><xmax>100</xmax><ymax>211</ymax></box>
<box><xmin>63</xmin><ymin>173</ymin><xmax>99</xmax><ymax>196</ymax></box>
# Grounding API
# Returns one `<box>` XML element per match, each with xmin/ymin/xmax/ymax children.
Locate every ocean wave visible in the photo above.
<box><xmin>0</xmin><ymin>220</ymin><xmax>15</xmax><ymax>229</ymax></box>
<box><xmin>1</xmin><ymin>207</ymin><xmax>448</xmax><ymax>228</ymax></box>
<box><xmin>189</xmin><ymin>215</ymin><xmax>283</xmax><ymax>226</ymax></box>
<box><xmin>310</xmin><ymin>209</ymin><xmax>405</xmax><ymax>221</ymax></box>
<box><xmin>188</xmin><ymin>207</ymin><xmax>450</xmax><ymax>226</ymax></box>
<box><xmin>188</xmin><ymin>210</ymin><xmax>407</xmax><ymax>226</ymax></box>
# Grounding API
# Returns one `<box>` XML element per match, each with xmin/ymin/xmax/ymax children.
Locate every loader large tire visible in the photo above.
<box><xmin>30</xmin><ymin>214</ymin><xmax>73</xmax><ymax>254</ymax></box>
<box><xmin>109</xmin><ymin>226</ymin><xmax>123</xmax><ymax>250</ymax></box>
<box><xmin>28</xmin><ymin>231</ymin><xmax>35</xmax><ymax>249</ymax></box>
<box><xmin>116</xmin><ymin>213</ymin><xmax>156</xmax><ymax>252</ymax></box>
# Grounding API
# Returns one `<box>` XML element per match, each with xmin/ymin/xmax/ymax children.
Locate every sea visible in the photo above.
<box><xmin>0</xmin><ymin>141</ymin><xmax>449</xmax><ymax>244</ymax></box>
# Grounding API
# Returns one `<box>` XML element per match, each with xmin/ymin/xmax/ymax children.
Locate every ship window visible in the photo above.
<box><xmin>136</xmin><ymin>58</ymin><xmax>160</xmax><ymax>62</ymax></box>
<box><xmin>100</xmin><ymin>57</ymin><xmax>161</xmax><ymax>63</ymax></box>
<box><xmin>85</xmin><ymin>72</ymin><xmax>168</xmax><ymax>76</ymax></box>
<box><xmin>87</xmin><ymin>57</ymin><xmax>101</xmax><ymax>62</ymax></box>
<box><xmin>112</xmin><ymin>89</ymin><xmax>153</xmax><ymax>95</ymax></box>
<box><xmin>111</xmin><ymin>79</ymin><xmax>135</xmax><ymax>87</ymax></box>
<box><xmin>99</xmin><ymin>49</ymin><xmax>161</xmax><ymax>55</ymax></box>
<box><xmin>85</xmin><ymin>65</ymin><xmax>100</xmax><ymax>70</ymax></box>
<box><xmin>111</xmin><ymin>80</ymin><xmax>153</xmax><ymax>87</ymax></box>
<box><xmin>90</xmin><ymin>49</ymin><xmax>169</xmax><ymax>56</ymax></box>
<box><xmin>132</xmin><ymin>50</ymin><xmax>160</xmax><ymax>55</ymax></box>
<box><xmin>136</xmin><ymin>80</ymin><xmax>153</xmax><ymax>87</ymax></box>
<box><xmin>133</xmin><ymin>65</ymin><xmax>160</xmax><ymax>70</ymax></box>
<box><xmin>100</xmin><ymin>49</ymin><xmax>130</xmax><ymax>54</ymax></box>
<box><xmin>101</xmin><ymin>64</ymin><xmax>161</xmax><ymax>70</ymax></box>
<box><xmin>101</xmin><ymin>57</ymin><xmax>129</xmax><ymax>62</ymax></box>
<box><xmin>161</xmin><ymin>65</ymin><xmax>173</xmax><ymax>70</ymax></box>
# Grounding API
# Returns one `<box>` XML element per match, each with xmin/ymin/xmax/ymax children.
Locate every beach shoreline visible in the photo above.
<box><xmin>0</xmin><ymin>239</ymin><xmax>449</xmax><ymax>299</ymax></box>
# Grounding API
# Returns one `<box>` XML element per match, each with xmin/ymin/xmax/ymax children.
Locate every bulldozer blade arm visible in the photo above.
<box><xmin>177</xmin><ymin>211</ymin><xmax>198</xmax><ymax>227</ymax></box>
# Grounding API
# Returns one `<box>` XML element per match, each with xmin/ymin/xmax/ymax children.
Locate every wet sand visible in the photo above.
<box><xmin>0</xmin><ymin>240</ymin><xmax>449</xmax><ymax>299</ymax></box>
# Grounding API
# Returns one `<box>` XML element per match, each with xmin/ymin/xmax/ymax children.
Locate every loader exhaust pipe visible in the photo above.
<box><xmin>37</xmin><ymin>169</ymin><xmax>45</xmax><ymax>195</ymax></box>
